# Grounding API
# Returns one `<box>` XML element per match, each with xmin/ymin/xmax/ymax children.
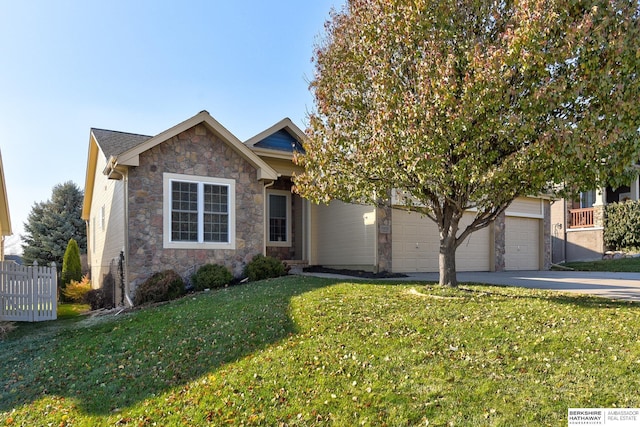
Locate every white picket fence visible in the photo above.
<box><xmin>0</xmin><ymin>261</ymin><xmax>57</xmax><ymax>322</ymax></box>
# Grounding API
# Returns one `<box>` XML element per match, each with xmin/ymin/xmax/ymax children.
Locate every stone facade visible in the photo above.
<box><xmin>376</xmin><ymin>204</ymin><xmax>392</xmax><ymax>273</ymax></box>
<box><xmin>493</xmin><ymin>212</ymin><xmax>506</xmax><ymax>272</ymax></box>
<box><xmin>126</xmin><ymin>124</ymin><xmax>265</xmax><ymax>290</ymax></box>
<box><xmin>543</xmin><ymin>201</ymin><xmax>552</xmax><ymax>269</ymax></box>
<box><xmin>593</xmin><ymin>204</ymin><xmax>605</xmax><ymax>228</ymax></box>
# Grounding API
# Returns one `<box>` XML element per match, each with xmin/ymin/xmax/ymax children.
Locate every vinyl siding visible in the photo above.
<box><xmin>506</xmin><ymin>197</ymin><xmax>543</xmax><ymax>218</ymax></box>
<box><xmin>88</xmin><ymin>150</ymin><xmax>125</xmax><ymax>289</ymax></box>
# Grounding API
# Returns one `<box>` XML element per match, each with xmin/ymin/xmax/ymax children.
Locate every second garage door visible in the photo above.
<box><xmin>392</xmin><ymin>209</ymin><xmax>491</xmax><ymax>273</ymax></box>
<box><xmin>505</xmin><ymin>216</ymin><xmax>540</xmax><ymax>270</ymax></box>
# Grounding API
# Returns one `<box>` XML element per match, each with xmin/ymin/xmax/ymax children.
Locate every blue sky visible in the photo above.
<box><xmin>0</xmin><ymin>0</ymin><xmax>344</xmax><ymax>255</ymax></box>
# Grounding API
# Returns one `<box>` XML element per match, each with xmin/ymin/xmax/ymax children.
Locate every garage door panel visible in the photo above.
<box><xmin>393</xmin><ymin>209</ymin><xmax>489</xmax><ymax>272</ymax></box>
<box><xmin>456</xmin><ymin>227</ymin><xmax>491</xmax><ymax>271</ymax></box>
<box><xmin>505</xmin><ymin>217</ymin><xmax>540</xmax><ymax>270</ymax></box>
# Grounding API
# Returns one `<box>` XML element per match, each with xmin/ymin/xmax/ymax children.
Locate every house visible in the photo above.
<box><xmin>550</xmin><ymin>174</ymin><xmax>640</xmax><ymax>263</ymax></box>
<box><xmin>82</xmin><ymin>111</ymin><xmax>551</xmax><ymax>305</ymax></box>
<box><xmin>0</xmin><ymin>149</ymin><xmax>12</xmax><ymax>261</ymax></box>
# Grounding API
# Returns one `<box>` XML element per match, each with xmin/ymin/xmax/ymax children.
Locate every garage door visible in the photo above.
<box><xmin>505</xmin><ymin>217</ymin><xmax>540</xmax><ymax>270</ymax></box>
<box><xmin>392</xmin><ymin>210</ymin><xmax>490</xmax><ymax>273</ymax></box>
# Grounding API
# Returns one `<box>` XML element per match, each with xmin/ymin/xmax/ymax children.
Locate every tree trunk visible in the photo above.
<box><xmin>438</xmin><ymin>235</ymin><xmax>458</xmax><ymax>287</ymax></box>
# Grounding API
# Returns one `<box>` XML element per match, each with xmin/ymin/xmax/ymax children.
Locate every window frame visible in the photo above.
<box><xmin>163</xmin><ymin>173</ymin><xmax>236</xmax><ymax>250</ymax></box>
<box><xmin>267</xmin><ymin>189</ymin><xmax>291</xmax><ymax>247</ymax></box>
<box><xmin>580</xmin><ymin>190</ymin><xmax>596</xmax><ymax>209</ymax></box>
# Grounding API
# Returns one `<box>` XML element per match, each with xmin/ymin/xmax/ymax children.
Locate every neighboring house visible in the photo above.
<box><xmin>0</xmin><ymin>149</ymin><xmax>12</xmax><ymax>261</ymax></box>
<box><xmin>82</xmin><ymin>111</ymin><xmax>551</xmax><ymax>305</ymax></box>
<box><xmin>4</xmin><ymin>255</ymin><xmax>22</xmax><ymax>265</ymax></box>
<box><xmin>550</xmin><ymin>173</ymin><xmax>640</xmax><ymax>263</ymax></box>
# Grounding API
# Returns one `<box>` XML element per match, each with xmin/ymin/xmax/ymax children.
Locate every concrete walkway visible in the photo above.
<box><xmin>302</xmin><ymin>271</ymin><xmax>640</xmax><ymax>302</ymax></box>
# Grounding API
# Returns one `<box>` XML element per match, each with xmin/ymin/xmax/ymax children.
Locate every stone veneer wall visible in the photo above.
<box><xmin>376</xmin><ymin>205</ymin><xmax>392</xmax><ymax>273</ymax></box>
<box><xmin>126</xmin><ymin>124</ymin><xmax>265</xmax><ymax>291</ymax></box>
<box><xmin>593</xmin><ymin>204</ymin><xmax>605</xmax><ymax>228</ymax></box>
<box><xmin>493</xmin><ymin>212</ymin><xmax>506</xmax><ymax>271</ymax></box>
<box><xmin>543</xmin><ymin>201</ymin><xmax>552</xmax><ymax>269</ymax></box>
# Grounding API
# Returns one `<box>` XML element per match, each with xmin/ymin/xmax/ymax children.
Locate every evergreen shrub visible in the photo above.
<box><xmin>86</xmin><ymin>289</ymin><xmax>106</xmax><ymax>311</ymax></box>
<box><xmin>60</xmin><ymin>239</ymin><xmax>83</xmax><ymax>300</ymax></box>
<box><xmin>191</xmin><ymin>264</ymin><xmax>233</xmax><ymax>291</ymax></box>
<box><xmin>134</xmin><ymin>270</ymin><xmax>186</xmax><ymax>306</ymax></box>
<box><xmin>243</xmin><ymin>254</ymin><xmax>286</xmax><ymax>282</ymax></box>
<box><xmin>604</xmin><ymin>201</ymin><xmax>640</xmax><ymax>251</ymax></box>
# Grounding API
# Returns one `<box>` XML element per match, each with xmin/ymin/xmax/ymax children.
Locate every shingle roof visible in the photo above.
<box><xmin>91</xmin><ymin>128</ymin><xmax>152</xmax><ymax>159</ymax></box>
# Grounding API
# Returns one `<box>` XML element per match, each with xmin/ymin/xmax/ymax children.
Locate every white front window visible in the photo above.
<box><xmin>163</xmin><ymin>173</ymin><xmax>235</xmax><ymax>250</ymax></box>
<box><xmin>267</xmin><ymin>190</ymin><xmax>291</xmax><ymax>246</ymax></box>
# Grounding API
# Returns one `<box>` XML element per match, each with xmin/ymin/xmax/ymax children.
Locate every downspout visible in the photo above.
<box><xmin>122</xmin><ymin>170</ymin><xmax>133</xmax><ymax>307</ymax></box>
<box><xmin>263</xmin><ymin>180</ymin><xmax>275</xmax><ymax>256</ymax></box>
<box><xmin>85</xmin><ymin>219</ymin><xmax>90</xmax><ymax>276</ymax></box>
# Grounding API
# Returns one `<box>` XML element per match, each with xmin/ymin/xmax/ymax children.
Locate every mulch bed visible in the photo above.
<box><xmin>303</xmin><ymin>265</ymin><xmax>407</xmax><ymax>279</ymax></box>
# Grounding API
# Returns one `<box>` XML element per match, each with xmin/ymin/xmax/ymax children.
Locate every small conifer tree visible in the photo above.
<box><xmin>61</xmin><ymin>239</ymin><xmax>82</xmax><ymax>296</ymax></box>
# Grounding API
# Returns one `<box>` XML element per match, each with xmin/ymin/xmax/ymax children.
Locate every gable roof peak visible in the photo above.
<box><xmin>245</xmin><ymin>118</ymin><xmax>306</xmax><ymax>154</ymax></box>
<box><xmin>91</xmin><ymin>128</ymin><xmax>152</xmax><ymax>159</ymax></box>
<box><xmin>113</xmin><ymin>111</ymin><xmax>278</xmax><ymax>181</ymax></box>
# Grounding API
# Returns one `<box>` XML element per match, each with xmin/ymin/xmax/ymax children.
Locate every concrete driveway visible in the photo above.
<box><xmin>403</xmin><ymin>271</ymin><xmax>640</xmax><ymax>302</ymax></box>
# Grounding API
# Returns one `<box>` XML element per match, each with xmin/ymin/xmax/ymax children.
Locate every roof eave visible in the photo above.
<box><xmin>117</xmin><ymin>111</ymin><xmax>278</xmax><ymax>181</ymax></box>
<box><xmin>0</xmin><ymin>149</ymin><xmax>11</xmax><ymax>236</ymax></box>
<box><xmin>81</xmin><ymin>133</ymin><xmax>101</xmax><ymax>220</ymax></box>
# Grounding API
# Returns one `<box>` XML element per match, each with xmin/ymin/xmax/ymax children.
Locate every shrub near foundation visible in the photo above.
<box><xmin>604</xmin><ymin>201</ymin><xmax>640</xmax><ymax>251</ymax></box>
<box><xmin>190</xmin><ymin>264</ymin><xmax>233</xmax><ymax>291</ymax></box>
<box><xmin>61</xmin><ymin>275</ymin><xmax>92</xmax><ymax>303</ymax></box>
<box><xmin>133</xmin><ymin>270</ymin><xmax>185</xmax><ymax>306</ymax></box>
<box><xmin>244</xmin><ymin>254</ymin><xmax>287</xmax><ymax>281</ymax></box>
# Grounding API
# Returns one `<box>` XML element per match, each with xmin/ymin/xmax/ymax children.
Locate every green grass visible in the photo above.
<box><xmin>562</xmin><ymin>257</ymin><xmax>640</xmax><ymax>272</ymax></box>
<box><xmin>57</xmin><ymin>303</ymin><xmax>91</xmax><ymax>319</ymax></box>
<box><xmin>1</xmin><ymin>276</ymin><xmax>639</xmax><ymax>426</ymax></box>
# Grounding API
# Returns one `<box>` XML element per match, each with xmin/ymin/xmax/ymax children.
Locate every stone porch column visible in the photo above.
<box><xmin>630</xmin><ymin>176</ymin><xmax>640</xmax><ymax>201</ymax></box>
<box><xmin>593</xmin><ymin>187</ymin><xmax>606</xmax><ymax>228</ymax></box>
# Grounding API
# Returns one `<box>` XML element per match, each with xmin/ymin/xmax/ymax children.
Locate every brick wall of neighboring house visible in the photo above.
<box><xmin>126</xmin><ymin>124</ymin><xmax>265</xmax><ymax>290</ymax></box>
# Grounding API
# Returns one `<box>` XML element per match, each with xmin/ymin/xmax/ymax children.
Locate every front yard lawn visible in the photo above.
<box><xmin>1</xmin><ymin>276</ymin><xmax>639</xmax><ymax>426</ymax></box>
<box><xmin>58</xmin><ymin>303</ymin><xmax>91</xmax><ymax>319</ymax></box>
<box><xmin>562</xmin><ymin>256</ymin><xmax>640</xmax><ymax>272</ymax></box>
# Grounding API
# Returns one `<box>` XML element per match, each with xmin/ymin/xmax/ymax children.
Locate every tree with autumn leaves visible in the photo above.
<box><xmin>295</xmin><ymin>0</ymin><xmax>640</xmax><ymax>286</ymax></box>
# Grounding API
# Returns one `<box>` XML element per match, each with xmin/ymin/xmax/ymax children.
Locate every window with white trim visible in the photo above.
<box><xmin>163</xmin><ymin>173</ymin><xmax>235</xmax><ymax>249</ymax></box>
<box><xmin>580</xmin><ymin>190</ymin><xmax>596</xmax><ymax>208</ymax></box>
<box><xmin>267</xmin><ymin>190</ymin><xmax>291</xmax><ymax>246</ymax></box>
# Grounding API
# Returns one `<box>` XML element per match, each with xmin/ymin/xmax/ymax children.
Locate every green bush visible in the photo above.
<box><xmin>191</xmin><ymin>264</ymin><xmax>233</xmax><ymax>291</ymax></box>
<box><xmin>60</xmin><ymin>239</ymin><xmax>83</xmax><ymax>300</ymax></box>
<box><xmin>61</xmin><ymin>274</ymin><xmax>92</xmax><ymax>303</ymax></box>
<box><xmin>134</xmin><ymin>270</ymin><xmax>186</xmax><ymax>306</ymax></box>
<box><xmin>243</xmin><ymin>254</ymin><xmax>287</xmax><ymax>282</ymax></box>
<box><xmin>604</xmin><ymin>201</ymin><xmax>640</xmax><ymax>251</ymax></box>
